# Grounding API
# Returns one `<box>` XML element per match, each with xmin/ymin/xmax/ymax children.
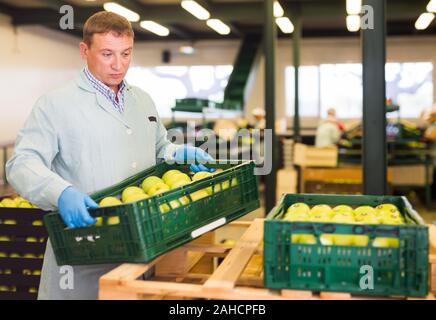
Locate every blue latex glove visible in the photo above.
<box><xmin>58</xmin><ymin>186</ymin><xmax>98</xmax><ymax>228</ymax></box>
<box><xmin>174</xmin><ymin>145</ymin><xmax>215</xmax><ymax>173</ymax></box>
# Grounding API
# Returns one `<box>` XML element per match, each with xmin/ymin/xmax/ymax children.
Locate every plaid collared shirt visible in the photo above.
<box><xmin>83</xmin><ymin>67</ymin><xmax>127</xmax><ymax>113</ymax></box>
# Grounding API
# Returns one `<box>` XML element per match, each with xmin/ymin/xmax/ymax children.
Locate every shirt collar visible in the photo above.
<box><xmin>83</xmin><ymin>66</ymin><xmax>127</xmax><ymax>97</ymax></box>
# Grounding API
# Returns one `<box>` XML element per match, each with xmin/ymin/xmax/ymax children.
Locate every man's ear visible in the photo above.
<box><xmin>79</xmin><ymin>42</ymin><xmax>88</xmax><ymax>59</ymax></box>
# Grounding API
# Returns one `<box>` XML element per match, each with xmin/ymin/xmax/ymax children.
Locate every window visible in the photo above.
<box><xmin>319</xmin><ymin>63</ymin><xmax>363</xmax><ymax>118</ymax></box>
<box><xmin>126</xmin><ymin>65</ymin><xmax>233</xmax><ymax>118</ymax></box>
<box><xmin>386</xmin><ymin>62</ymin><xmax>433</xmax><ymax>118</ymax></box>
<box><xmin>285</xmin><ymin>65</ymin><xmax>320</xmax><ymax>117</ymax></box>
<box><xmin>285</xmin><ymin>62</ymin><xmax>433</xmax><ymax>119</ymax></box>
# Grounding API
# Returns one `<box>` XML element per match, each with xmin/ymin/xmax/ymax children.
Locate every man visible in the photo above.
<box><xmin>315</xmin><ymin>108</ymin><xmax>343</xmax><ymax>147</ymax></box>
<box><xmin>6</xmin><ymin>11</ymin><xmax>213</xmax><ymax>300</ymax></box>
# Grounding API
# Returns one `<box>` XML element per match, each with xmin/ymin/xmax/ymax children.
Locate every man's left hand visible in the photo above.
<box><xmin>174</xmin><ymin>145</ymin><xmax>215</xmax><ymax>173</ymax></box>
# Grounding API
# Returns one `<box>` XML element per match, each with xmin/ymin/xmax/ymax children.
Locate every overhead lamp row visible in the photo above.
<box><xmin>102</xmin><ymin>1</ymin><xmax>294</xmax><ymax>37</ymax></box>
<box><xmin>345</xmin><ymin>0</ymin><xmax>436</xmax><ymax>33</ymax></box>
<box><xmin>415</xmin><ymin>0</ymin><xmax>435</xmax><ymax>30</ymax></box>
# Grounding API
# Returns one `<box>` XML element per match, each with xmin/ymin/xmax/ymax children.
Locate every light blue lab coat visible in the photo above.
<box><xmin>6</xmin><ymin>70</ymin><xmax>179</xmax><ymax>300</ymax></box>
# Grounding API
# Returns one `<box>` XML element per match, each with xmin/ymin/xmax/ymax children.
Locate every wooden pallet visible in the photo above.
<box><xmin>99</xmin><ymin>219</ymin><xmax>436</xmax><ymax>300</ymax></box>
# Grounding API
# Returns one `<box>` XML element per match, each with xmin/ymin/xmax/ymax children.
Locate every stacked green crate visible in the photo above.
<box><xmin>264</xmin><ymin>194</ymin><xmax>428</xmax><ymax>297</ymax></box>
<box><xmin>45</xmin><ymin>161</ymin><xmax>259</xmax><ymax>266</ymax></box>
<box><xmin>0</xmin><ymin>196</ymin><xmax>47</xmax><ymax>300</ymax></box>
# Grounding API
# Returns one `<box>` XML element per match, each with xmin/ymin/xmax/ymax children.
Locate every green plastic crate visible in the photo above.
<box><xmin>264</xmin><ymin>193</ymin><xmax>429</xmax><ymax>297</ymax></box>
<box><xmin>44</xmin><ymin>161</ymin><xmax>259</xmax><ymax>266</ymax></box>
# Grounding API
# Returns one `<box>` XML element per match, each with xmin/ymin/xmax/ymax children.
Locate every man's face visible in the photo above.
<box><xmin>80</xmin><ymin>32</ymin><xmax>133</xmax><ymax>90</ymax></box>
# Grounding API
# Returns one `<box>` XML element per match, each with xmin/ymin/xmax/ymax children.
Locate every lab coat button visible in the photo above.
<box><xmin>126</xmin><ymin>129</ymin><xmax>133</xmax><ymax>135</ymax></box>
<box><xmin>132</xmin><ymin>162</ymin><xmax>137</xmax><ymax>168</ymax></box>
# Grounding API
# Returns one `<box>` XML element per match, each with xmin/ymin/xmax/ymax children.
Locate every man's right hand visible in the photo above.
<box><xmin>58</xmin><ymin>186</ymin><xmax>98</xmax><ymax>228</ymax></box>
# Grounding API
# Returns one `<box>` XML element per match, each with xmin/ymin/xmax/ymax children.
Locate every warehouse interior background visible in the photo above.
<box><xmin>1</xmin><ymin>0</ymin><xmax>436</xmax><ymax>300</ymax></box>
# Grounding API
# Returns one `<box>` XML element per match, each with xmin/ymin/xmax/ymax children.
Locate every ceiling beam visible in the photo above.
<box><xmin>116</xmin><ymin>0</ymin><xmax>195</xmax><ymax>40</ymax></box>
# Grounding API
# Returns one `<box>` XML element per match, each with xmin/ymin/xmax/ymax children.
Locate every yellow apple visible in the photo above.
<box><xmin>160</xmin><ymin>200</ymin><xmax>181</xmax><ymax>213</ymax></box>
<box><xmin>331</xmin><ymin>214</ymin><xmax>354</xmax><ymax>246</ymax></box>
<box><xmin>283</xmin><ymin>213</ymin><xmax>308</xmax><ymax>222</ymax></box>
<box><xmin>373</xmin><ymin>237</ymin><xmax>391</xmax><ymax>248</ymax></box>
<box><xmin>121</xmin><ymin>186</ymin><xmax>145</xmax><ymax>202</ymax></box>
<box><xmin>332</xmin><ymin>205</ymin><xmax>354</xmax><ymax>216</ymax></box>
<box><xmin>190</xmin><ymin>189</ymin><xmax>209</xmax><ymax>201</ymax></box>
<box><xmin>18</xmin><ymin>201</ymin><xmax>33</xmax><ymax>209</ymax></box>
<box><xmin>1</xmin><ymin>198</ymin><xmax>17</xmax><ymax>208</ymax></box>
<box><xmin>3</xmin><ymin>220</ymin><xmax>17</xmax><ymax>225</ymax></box>
<box><xmin>353</xmin><ymin>235</ymin><xmax>370</xmax><ymax>247</ymax></box>
<box><xmin>162</xmin><ymin>169</ymin><xmax>182</xmax><ymax>183</ymax></box>
<box><xmin>14</xmin><ymin>196</ymin><xmax>26</xmax><ymax>206</ymax></box>
<box><xmin>310</xmin><ymin>204</ymin><xmax>333</xmax><ymax>218</ymax></box>
<box><xmin>231</xmin><ymin>177</ymin><xmax>238</xmax><ymax>186</ymax></box>
<box><xmin>192</xmin><ymin>171</ymin><xmax>213</xmax><ymax>181</ymax></box>
<box><xmin>320</xmin><ymin>234</ymin><xmax>335</xmax><ymax>246</ymax></box>
<box><xmin>309</xmin><ymin>214</ymin><xmax>331</xmax><ymax>223</ymax></box>
<box><xmin>32</xmin><ymin>220</ymin><xmax>43</xmax><ymax>226</ymax></box>
<box><xmin>221</xmin><ymin>180</ymin><xmax>230</xmax><ymax>190</ymax></box>
<box><xmin>0</xmin><ymin>236</ymin><xmax>11</xmax><ymax>242</ymax></box>
<box><xmin>159</xmin><ymin>203</ymin><xmax>170</xmax><ymax>214</ymax></box>
<box><xmin>381</xmin><ymin>217</ymin><xmax>405</xmax><ymax>225</ymax></box>
<box><xmin>169</xmin><ymin>179</ymin><xmax>190</xmax><ymax>189</ymax></box>
<box><xmin>286</xmin><ymin>203</ymin><xmax>310</xmax><ymax>215</ymax></box>
<box><xmin>124</xmin><ymin>193</ymin><xmax>149</xmax><ymax>204</ymax></box>
<box><xmin>107</xmin><ymin>216</ymin><xmax>120</xmax><ymax>225</ymax></box>
<box><xmin>99</xmin><ymin>197</ymin><xmax>123</xmax><ymax>207</ymax></box>
<box><xmin>354</xmin><ymin>206</ymin><xmax>376</xmax><ymax>216</ymax></box>
<box><xmin>166</xmin><ymin>173</ymin><xmax>191</xmax><ymax>188</ymax></box>
<box><xmin>375</xmin><ymin>204</ymin><xmax>399</xmax><ymax>213</ymax></box>
<box><xmin>147</xmin><ymin>182</ymin><xmax>170</xmax><ymax>196</ymax></box>
<box><xmin>95</xmin><ymin>217</ymin><xmax>103</xmax><ymax>226</ymax></box>
<box><xmin>141</xmin><ymin>176</ymin><xmax>164</xmax><ymax>193</ymax></box>
<box><xmin>299</xmin><ymin>234</ymin><xmax>317</xmax><ymax>245</ymax></box>
<box><xmin>179</xmin><ymin>196</ymin><xmax>190</xmax><ymax>206</ymax></box>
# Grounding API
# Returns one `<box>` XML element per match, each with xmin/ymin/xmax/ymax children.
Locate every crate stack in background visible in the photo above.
<box><xmin>282</xmin><ymin>139</ymin><xmax>294</xmax><ymax>169</ymax></box>
<box><xmin>0</xmin><ymin>195</ymin><xmax>47</xmax><ymax>300</ymax></box>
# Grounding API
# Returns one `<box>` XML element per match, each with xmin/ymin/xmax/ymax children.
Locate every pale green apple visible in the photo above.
<box><xmin>147</xmin><ymin>182</ymin><xmax>170</xmax><ymax>196</ymax></box>
<box><xmin>99</xmin><ymin>197</ymin><xmax>123</xmax><ymax>207</ymax></box>
<box><xmin>162</xmin><ymin>169</ymin><xmax>182</xmax><ymax>184</ymax></box>
<box><xmin>121</xmin><ymin>187</ymin><xmax>145</xmax><ymax>203</ymax></box>
<box><xmin>190</xmin><ymin>189</ymin><xmax>209</xmax><ymax>201</ymax></box>
<box><xmin>141</xmin><ymin>176</ymin><xmax>164</xmax><ymax>193</ymax></box>
<box><xmin>124</xmin><ymin>193</ymin><xmax>149</xmax><ymax>204</ymax></box>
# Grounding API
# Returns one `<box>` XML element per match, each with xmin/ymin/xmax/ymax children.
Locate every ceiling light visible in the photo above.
<box><xmin>181</xmin><ymin>1</ymin><xmax>210</xmax><ymax>20</ymax></box>
<box><xmin>274</xmin><ymin>1</ymin><xmax>284</xmax><ymax>18</ymax></box>
<box><xmin>415</xmin><ymin>12</ymin><xmax>435</xmax><ymax>30</ymax></box>
<box><xmin>346</xmin><ymin>0</ymin><xmax>362</xmax><ymax>15</ymax></box>
<box><xmin>275</xmin><ymin>17</ymin><xmax>294</xmax><ymax>34</ymax></box>
<box><xmin>140</xmin><ymin>21</ymin><xmax>170</xmax><ymax>36</ymax></box>
<box><xmin>179</xmin><ymin>45</ymin><xmax>196</xmax><ymax>55</ymax></box>
<box><xmin>427</xmin><ymin>0</ymin><xmax>436</xmax><ymax>13</ymax></box>
<box><xmin>206</xmin><ymin>19</ymin><xmax>231</xmax><ymax>35</ymax></box>
<box><xmin>103</xmin><ymin>2</ymin><xmax>140</xmax><ymax>22</ymax></box>
<box><xmin>346</xmin><ymin>15</ymin><xmax>360</xmax><ymax>32</ymax></box>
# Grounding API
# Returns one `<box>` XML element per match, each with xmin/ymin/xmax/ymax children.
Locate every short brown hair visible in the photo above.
<box><xmin>83</xmin><ymin>11</ymin><xmax>134</xmax><ymax>47</ymax></box>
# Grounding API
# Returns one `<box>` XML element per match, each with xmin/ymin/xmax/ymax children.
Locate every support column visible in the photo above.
<box><xmin>362</xmin><ymin>0</ymin><xmax>387</xmax><ymax>195</ymax></box>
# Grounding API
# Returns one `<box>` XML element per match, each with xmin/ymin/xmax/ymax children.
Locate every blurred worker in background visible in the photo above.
<box><xmin>252</xmin><ymin>107</ymin><xmax>266</xmax><ymax>130</ymax></box>
<box><xmin>315</xmin><ymin>108</ymin><xmax>343</xmax><ymax>147</ymax></box>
